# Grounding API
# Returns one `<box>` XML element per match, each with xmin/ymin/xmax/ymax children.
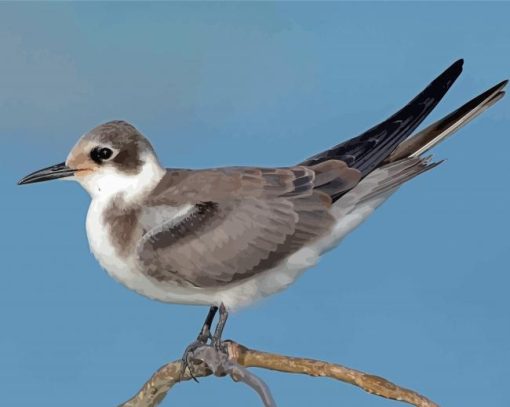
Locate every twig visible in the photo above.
<box><xmin>119</xmin><ymin>341</ymin><xmax>439</xmax><ymax>407</ymax></box>
<box><xmin>192</xmin><ymin>345</ymin><xmax>276</xmax><ymax>407</ymax></box>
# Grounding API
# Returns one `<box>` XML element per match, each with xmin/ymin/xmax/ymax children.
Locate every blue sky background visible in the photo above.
<box><xmin>1</xmin><ymin>3</ymin><xmax>509</xmax><ymax>406</ymax></box>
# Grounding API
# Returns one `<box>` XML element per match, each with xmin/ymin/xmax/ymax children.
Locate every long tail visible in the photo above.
<box><xmin>386</xmin><ymin>79</ymin><xmax>507</xmax><ymax>162</ymax></box>
<box><xmin>301</xmin><ymin>60</ymin><xmax>464</xmax><ymax>176</ymax></box>
<box><xmin>345</xmin><ymin>79</ymin><xmax>507</xmax><ymax>206</ymax></box>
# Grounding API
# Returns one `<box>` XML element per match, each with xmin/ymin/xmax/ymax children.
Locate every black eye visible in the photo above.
<box><xmin>91</xmin><ymin>147</ymin><xmax>113</xmax><ymax>164</ymax></box>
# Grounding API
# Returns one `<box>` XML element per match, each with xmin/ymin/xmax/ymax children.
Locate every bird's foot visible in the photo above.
<box><xmin>180</xmin><ymin>335</ymin><xmax>209</xmax><ymax>382</ymax></box>
<box><xmin>180</xmin><ymin>303</ymin><xmax>229</xmax><ymax>381</ymax></box>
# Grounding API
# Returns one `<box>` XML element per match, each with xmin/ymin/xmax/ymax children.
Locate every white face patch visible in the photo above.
<box><xmin>76</xmin><ymin>152</ymin><xmax>166</xmax><ymax>202</ymax></box>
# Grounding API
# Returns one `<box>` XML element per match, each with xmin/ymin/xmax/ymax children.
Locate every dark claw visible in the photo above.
<box><xmin>180</xmin><ymin>340</ymin><xmax>207</xmax><ymax>382</ymax></box>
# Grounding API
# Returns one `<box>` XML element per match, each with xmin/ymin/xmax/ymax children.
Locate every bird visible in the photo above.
<box><xmin>18</xmin><ymin>59</ymin><xmax>507</xmax><ymax>372</ymax></box>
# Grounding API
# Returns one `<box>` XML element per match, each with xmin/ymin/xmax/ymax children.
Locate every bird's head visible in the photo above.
<box><xmin>18</xmin><ymin>121</ymin><xmax>165</xmax><ymax>200</ymax></box>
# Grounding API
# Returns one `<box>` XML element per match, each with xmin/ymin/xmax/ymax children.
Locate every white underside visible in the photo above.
<box><xmin>86</xmin><ymin>169</ymin><xmax>398</xmax><ymax>310</ymax></box>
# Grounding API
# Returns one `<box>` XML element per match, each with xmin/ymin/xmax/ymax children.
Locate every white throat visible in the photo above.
<box><xmin>76</xmin><ymin>154</ymin><xmax>166</xmax><ymax>202</ymax></box>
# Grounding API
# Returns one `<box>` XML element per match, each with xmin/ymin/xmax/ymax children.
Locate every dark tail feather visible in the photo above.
<box><xmin>301</xmin><ymin>59</ymin><xmax>464</xmax><ymax>176</ymax></box>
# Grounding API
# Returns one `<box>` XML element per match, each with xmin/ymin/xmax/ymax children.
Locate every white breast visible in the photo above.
<box><xmin>85</xmin><ymin>197</ymin><xmax>215</xmax><ymax>304</ymax></box>
<box><xmin>86</xmin><ymin>197</ymin><xmax>139</xmax><ymax>286</ymax></box>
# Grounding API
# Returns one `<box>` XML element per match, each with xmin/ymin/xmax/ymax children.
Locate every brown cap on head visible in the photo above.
<box><xmin>67</xmin><ymin>120</ymin><xmax>158</xmax><ymax>175</ymax></box>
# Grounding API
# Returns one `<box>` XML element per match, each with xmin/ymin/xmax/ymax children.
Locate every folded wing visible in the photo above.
<box><xmin>137</xmin><ymin>162</ymin><xmax>361</xmax><ymax>287</ymax></box>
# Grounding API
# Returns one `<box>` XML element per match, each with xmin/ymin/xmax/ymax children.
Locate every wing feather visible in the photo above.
<box><xmin>137</xmin><ymin>163</ymin><xmax>360</xmax><ymax>288</ymax></box>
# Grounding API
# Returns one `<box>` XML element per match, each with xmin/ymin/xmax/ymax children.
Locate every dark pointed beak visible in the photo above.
<box><xmin>18</xmin><ymin>162</ymin><xmax>76</xmax><ymax>185</ymax></box>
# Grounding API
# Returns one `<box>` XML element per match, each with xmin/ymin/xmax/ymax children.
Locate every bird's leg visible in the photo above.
<box><xmin>180</xmin><ymin>305</ymin><xmax>218</xmax><ymax>380</ymax></box>
<box><xmin>211</xmin><ymin>303</ymin><xmax>229</xmax><ymax>351</ymax></box>
<box><xmin>197</xmin><ymin>305</ymin><xmax>218</xmax><ymax>343</ymax></box>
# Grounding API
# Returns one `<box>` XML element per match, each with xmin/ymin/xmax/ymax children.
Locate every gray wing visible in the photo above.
<box><xmin>136</xmin><ymin>162</ymin><xmax>361</xmax><ymax>288</ymax></box>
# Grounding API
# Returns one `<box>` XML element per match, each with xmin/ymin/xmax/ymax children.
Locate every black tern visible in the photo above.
<box><xmin>18</xmin><ymin>59</ymin><xmax>507</xmax><ymax>371</ymax></box>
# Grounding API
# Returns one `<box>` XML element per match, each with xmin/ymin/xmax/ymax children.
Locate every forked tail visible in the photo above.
<box><xmin>301</xmin><ymin>60</ymin><xmax>507</xmax><ymax>202</ymax></box>
<box><xmin>301</xmin><ymin>60</ymin><xmax>465</xmax><ymax>175</ymax></box>
<box><xmin>387</xmin><ymin>79</ymin><xmax>507</xmax><ymax>163</ymax></box>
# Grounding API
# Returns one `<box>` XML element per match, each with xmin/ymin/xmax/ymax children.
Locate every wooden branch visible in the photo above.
<box><xmin>119</xmin><ymin>341</ymin><xmax>439</xmax><ymax>407</ymax></box>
